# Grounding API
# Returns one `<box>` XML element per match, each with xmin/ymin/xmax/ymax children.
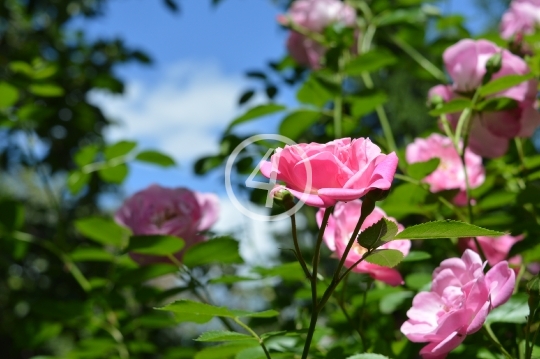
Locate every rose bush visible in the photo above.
<box><xmin>431</xmin><ymin>39</ymin><xmax>540</xmax><ymax>158</ymax></box>
<box><xmin>260</xmin><ymin>137</ymin><xmax>398</xmax><ymax>207</ymax></box>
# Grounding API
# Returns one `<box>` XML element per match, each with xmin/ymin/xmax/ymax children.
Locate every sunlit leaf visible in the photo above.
<box><xmin>0</xmin><ymin>82</ymin><xmax>19</xmax><ymax>108</ymax></box>
<box><xmin>135</xmin><ymin>150</ymin><xmax>176</xmax><ymax>167</ymax></box>
<box><xmin>408</xmin><ymin>158</ymin><xmax>440</xmax><ymax>180</ymax></box>
<box><xmin>394</xmin><ymin>220</ymin><xmax>504</xmax><ymax>240</ymax></box>
<box><xmin>227</xmin><ymin>104</ymin><xmax>286</xmax><ymax>131</ymax></box>
<box><xmin>365</xmin><ymin>249</ymin><xmax>404</xmax><ymax>268</ymax></box>
<box><xmin>479</xmin><ymin>74</ymin><xmax>534</xmax><ymax>97</ymax></box>
<box><xmin>486</xmin><ymin>294</ymin><xmax>528</xmax><ymax>324</ymax></box>
<box><xmin>183</xmin><ymin>237</ymin><xmax>243</xmax><ymax>267</ymax></box>
<box><xmin>194</xmin><ymin>331</ymin><xmax>255</xmax><ymax>342</ymax></box>
<box><xmin>127</xmin><ymin>235</ymin><xmax>185</xmax><ymax>256</ymax></box>
<box><xmin>279</xmin><ymin>110</ymin><xmax>321</xmax><ymax>140</ymax></box>
<box><xmin>29</xmin><ymin>83</ymin><xmax>64</xmax><ymax>97</ymax></box>
<box><xmin>75</xmin><ymin>217</ymin><xmax>129</xmax><ymax>247</ymax></box>
<box><xmin>357</xmin><ymin>218</ymin><xmax>398</xmax><ymax>248</ymax></box>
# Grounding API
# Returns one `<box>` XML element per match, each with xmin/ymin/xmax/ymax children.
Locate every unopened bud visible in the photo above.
<box><xmin>273</xmin><ymin>187</ymin><xmax>295</xmax><ymax>210</ymax></box>
<box><xmin>483</xmin><ymin>52</ymin><xmax>503</xmax><ymax>84</ymax></box>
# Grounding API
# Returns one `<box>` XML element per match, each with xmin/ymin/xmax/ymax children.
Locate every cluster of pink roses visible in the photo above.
<box><xmin>278</xmin><ymin>0</ymin><xmax>356</xmax><ymax>68</ymax></box>
<box><xmin>429</xmin><ymin>39</ymin><xmax>540</xmax><ymax>158</ymax></box>
<box><xmin>115</xmin><ymin>184</ymin><xmax>219</xmax><ymax>265</ymax></box>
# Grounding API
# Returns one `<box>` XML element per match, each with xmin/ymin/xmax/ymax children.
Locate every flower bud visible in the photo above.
<box><xmin>482</xmin><ymin>52</ymin><xmax>503</xmax><ymax>84</ymax></box>
<box><xmin>272</xmin><ymin>187</ymin><xmax>295</xmax><ymax>210</ymax></box>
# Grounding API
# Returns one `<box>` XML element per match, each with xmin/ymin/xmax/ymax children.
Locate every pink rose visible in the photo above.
<box><xmin>279</xmin><ymin>0</ymin><xmax>356</xmax><ymax>68</ymax></box>
<box><xmin>431</xmin><ymin>39</ymin><xmax>540</xmax><ymax>158</ymax></box>
<box><xmin>260</xmin><ymin>138</ymin><xmax>398</xmax><ymax>208</ymax></box>
<box><xmin>458</xmin><ymin>234</ymin><xmax>524</xmax><ymax>267</ymax></box>
<box><xmin>401</xmin><ymin>250</ymin><xmax>515</xmax><ymax>359</ymax></box>
<box><xmin>406</xmin><ymin>134</ymin><xmax>485</xmax><ymax>201</ymax></box>
<box><xmin>115</xmin><ymin>184</ymin><xmax>219</xmax><ymax>265</ymax></box>
<box><xmin>316</xmin><ymin>200</ymin><xmax>410</xmax><ymax>286</ymax></box>
<box><xmin>501</xmin><ymin>1</ymin><xmax>540</xmax><ymax>40</ymax></box>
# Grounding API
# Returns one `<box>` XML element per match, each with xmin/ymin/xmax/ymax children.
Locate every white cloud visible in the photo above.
<box><xmin>88</xmin><ymin>61</ymin><xmax>244</xmax><ymax>160</ymax></box>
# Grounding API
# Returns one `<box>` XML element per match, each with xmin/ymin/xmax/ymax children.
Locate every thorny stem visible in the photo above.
<box><xmin>290</xmin><ymin>213</ymin><xmax>312</xmax><ymax>279</ymax></box>
<box><xmin>301</xmin><ymin>207</ymin><xmax>333</xmax><ymax>359</ymax></box>
<box><xmin>483</xmin><ymin>325</ymin><xmax>514</xmax><ymax>359</ymax></box>
<box><xmin>234</xmin><ymin>317</ymin><xmax>272</xmax><ymax>359</ymax></box>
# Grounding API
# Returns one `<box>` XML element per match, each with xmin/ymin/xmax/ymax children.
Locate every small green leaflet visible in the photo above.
<box><xmin>183</xmin><ymin>236</ymin><xmax>243</xmax><ymax>267</ymax></box>
<box><xmin>365</xmin><ymin>249</ymin><xmax>404</xmax><ymax>268</ymax></box>
<box><xmin>428</xmin><ymin>98</ymin><xmax>471</xmax><ymax>116</ymax></box>
<box><xmin>135</xmin><ymin>150</ymin><xmax>176</xmax><ymax>167</ymax></box>
<box><xmin>104</xmin><ymin>140</ymin><xmax>137</xmax><ymax>160</ymax></box>
<box><xmin>227</xmin><ymin>103</ymin><xmax>286</xmax><ymax>131</ymax></box>
<box><xmin>357</xmin><ymin>218</ymin><xmax>398</xmax><ymax>248</ymax></box>
<box><xmin>157</xmin><ymin>299</ymin><xmax>279</xmax><ymax>324</ymax></box>
<box><xmin>408</xmin><ymin>158</ymin><xmax>440</xmax><ymax>180</ymax></box>
<box><xmin>393</xmin><ymin>220</ymin><xmax>504</xmax><ymax>240</ymax></box>
<box><xmin>279</xmin><ymin>110</ymin><xmax>321</xmax><ymax>140</ymax></box>
<box><xmin>0</xmin><ymin>82</ymin><xmax>19</xmax><ymax>108</ymax></box>
<box><xmin>75</xmin><ymin>217</ymin><xmax>129</xmax><ymax>247</ymax></box>
<box><xmin>194</xmin><ymin>331</ymin><xmax>256</xmax><ymax>342</ymax></box>
<box><xmin>343</xmin><ymin>50</ymin><xmax>397</xmax><ymax>75</ymax></box>
<box><xmin>479</xmin><ymin>73</ymin><xmax>534</xmax><ymax>97</ymax></box>
<box><xmin>127</xmin><ymin>235</ymin><xmax>185</xmax><ymax>256</ymax></box>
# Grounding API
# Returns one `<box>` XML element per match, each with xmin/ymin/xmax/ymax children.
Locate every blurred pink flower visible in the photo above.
<box><xmin>279</xmin><ymin>0</ymin><xmax>356</xmax><ymax>68</ymax></box>
<box><xmin>458</xmin><ymin>234</ymin><xmax>524</xmax><ymax>267</ymax></box>
<box><xmin>115</xmin><ymin>184</ymin><xmax>219</xmax><ymax>265</ymax></box>
<box><xmin>316</xmin><ymin>200</ymin><xmax>410</xmax><ymax>286</ymax></box>
<box><xmin>501</xmin><ymin>0</ymin><xmax>540</xmax><ymax>40</ymax></box>
<box><xmin>401</xmin><ymin>250</ymin><xmax>515</xmax><ymax>358</ymax></box>
<box><xmin>405</xmin><ymin>134</ymin><xmax>485</xmax><ymax>204</ymax></box>
<box><xmin>430</xmin><ymin>39</ymin><xmax>540</xmax><ymax>158</ymax></box>
<box><xmin>260</xmin><ymin>138</ymin><xmax>398</xmax><ymax>208</ymax></box>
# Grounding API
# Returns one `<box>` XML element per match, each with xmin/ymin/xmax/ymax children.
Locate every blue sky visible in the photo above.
<box><xmin>77</xmin><ymin>0</ymin><xmax>495</xmax><ymax>254</ymax></box>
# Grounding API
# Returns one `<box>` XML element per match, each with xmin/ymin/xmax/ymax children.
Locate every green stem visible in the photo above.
<box><xmin>167</xmin><ymin>254</ymin><xmax>235</xmax><ymax>332</ymax></box>
<box><xmin>390</xmin><ymin>35</ymin><xmax>447</xmax><ymax>82</ymax></box>
<box><xmin>234</xmin><ymin>317</ymin><xmax>272</xmax><ymax>359</ymax></box>
<box><xmin>335</xmin><ymin>296</ymin><xmax>366</xmax><ymax>348</ymax></box>
<box><xmin>13</xmin><ymin>231</ymin><xmax>92</xmax><ymax>292</ymax></box>
<box><xmin>334</xmin><ymin>94</ymin><xmax>343</xmax><ymax>139</ymax></box>
<box><xmin>361</xmin><ymin>73</ymin><xmax>397</xmax><ymax>154</ymax></box>
<box><xmin>483</xmin><ymin>325</ymin><xmax>514</xmax><ymax>359</ymax></box>
<box><xmin>319</xmin><ymin>200</ymin><xmax>375</xmax><ymax>309</ymax></box>
<box><xmin>290</xmin><ymin>213</ymin><xmax>312</xmax><ymax>279</ymax></box>
<box><xmin>301</xmin><ymin>207</ymin><xmax>333</xmax><ymax>359</ymax></box>
<box><xmin>526</xmin><ymin>308</ymin><xmax>538</xmax><ymax>359</ymax></box>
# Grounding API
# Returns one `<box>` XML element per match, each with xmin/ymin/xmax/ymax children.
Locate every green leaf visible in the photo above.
<box><xmin>347</xmin><ymin>354</ymin><xmax>391</xmax><ymax>359</ymax></box>
<box><xmin>98</xmin><ymin>163</ymin><xmax>129</xmax><ymax>184</ymax></box>
<box><xmin>379</xmin><ymin>291</ymin><xmax>414</xmax><ymax>314</ymax></box>
<box><xmin>408</xmin><ymin>158</ymin><xmax>440</xmax><ymax>180</ymax></box>
<box><xmin>74</xmin><ymin>217</ymin><xmax>129</xmax><ymax>247</ymax></box>
<box><xmin>365</xmin><ymin>249</ymin><xmax>404</xmax><ymax>268</ymax></box>
<box><xmin>476</xmin><ymin>97</ymin><xmax>518</xmax><ymax>112</ymax></box>
<box><xmin>127</xmin><ymin>235</ymin><xmax>185</xmax><ymax>256</ymax></box>
<box><xmin>28</xmin><ymin>83</ymin><xmax>64</xmax><ymax>97</ymax></box>
<box><xmin>9</xmin><ymin>61</ymin><xmax>34</xmax><ymax>76</ymax></box>
<box><xmin>71</xmin><ymin>247</ymin><xmax>114</xmax><ymax>262</ymax></box>
<box><xmin>0</xmin><ymin>82</ymin><xmax>19</xmax><ymax>108</ymax></box>
<box><xmin>118</xmin><ymin>264</ymin><xmax>178</xmax><ymax>285</ymax></box>
<box><xmin>279</xmin><ymin>110</ymin><xmax>321</xmax><ymax>140</ymax></box>
<box><xmin>402</xmin><ymin>251</ymin><xmax>431</xmax><ymax>262</ymax></box>
<box><xmin>183</xmin><ymin>237</ymin><xmax>243</xmax><ymax>267</ymax></box>
<box><xmin>74</xmin><ymin>144</ymin><xmax>99</xmax><ymax>167</ymax></box>
<box><xmin>135</xmin><ymin>150</ymin><xmax>176</xmax><ymax>167</ymax></box>
<box><xmin>252</xmin><ymin>262</ymin><xmax>306</xmax><ymax>282</ymax></box>
<box><xmin>105</xmin><ymin>140</ymin><xmax>137</xmax><ymax>160</ymax></box>
<box><xmin>405</xmin><ymin>273</ymin><xmax>432</xmax><ymax>291</ymax></box>
<box><xmin>238</xmin><ymin>89</ymin><xmax>255</xmax><ymax>105</ymax></box>
<box><xmin>486</xmin><ymin>294</ymin><xmax>528</xmax><ymax>324</ymax></box>
<box><xmin>194</xmin><ymin>342</ymin><xmax>258</xmax><ymax>359</ymax></box>
<box><xmin>227</xmin><ymin>104</ymin><xmax>286</xmax><ymax>131</ymax></box>
<box><xmin>195</xmin><ymin>331</ymin><xmax>256</xmax><ymax>342</ymax></box>
<box><xmin>350</xmin><ymin>91</ymin><xmax>388</xmax><ymax>117</ymax></box>
<box><xmin>357</xmin><ymin>218</ymin><xmax>398</xmax><ymax>248</ymax></box>
<box><xmin>393</xmin><ymin>220</ymin><xmax>504</xmax><ymax>240</ymax></box>
<box><xmin>296</xmin><ymin>75</ymin><xmax>334</xmax><ymax>107</ymax></box>
<box><xmin>376</xmin><ymin>8</ymin><xmax>425</xmax><ymax>26</ymax></box>
<box><xmin>157</xmin><ymin>299</ymin><xmax>279</xmax><ymax>324</ymax></box>
<box><xmin>343</xmin><ymin>50</ymin><xmax>397</xmax><ymax>75</ymax></box>
<box><xmin>67</xmin><ymin>170</ymin><xmax>90</xmax><ymax>194</ymax></box>
<box><xmin>428</xmin><ymin>98</ymin><xmax>471</xmax><ymax>116</ymax></box>
<box><xmin>479</xmin><ymin>73</ymin><xmax>534</xmax><ymax>97</ymax></box>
